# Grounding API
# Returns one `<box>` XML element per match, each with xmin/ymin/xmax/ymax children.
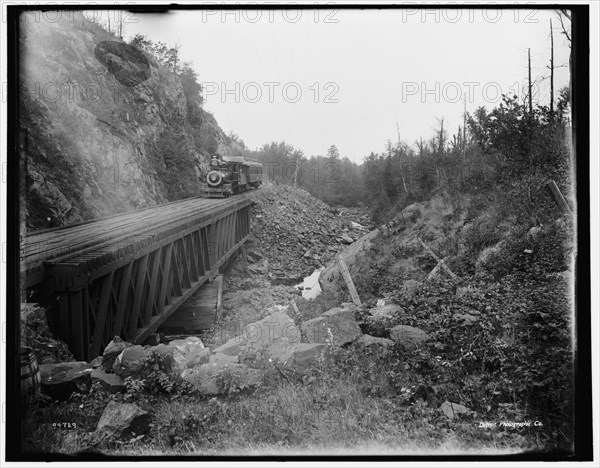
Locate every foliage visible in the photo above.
<box><xmin>130</xmin><ymin>34</ymin><xmax>204</xmax><ymax>108</ymax></box>
<box><xmin>245</xmin><ymin>141</ymin><xmax>366</xmax><ymax>206</ymax></box>
<box><xmin>467</xmin><ymin>94</ymin><xmax>571</xmax><ymax>185</ymax></box>
<box><xmin>124</xmin><ymin>351</ymin><xmax>198</xmax><ymax>398</ymax></box>
<box><xmin>130</xmin><ymin>34</ymin><xmax>181</xmax><ymax>73</ymax></box>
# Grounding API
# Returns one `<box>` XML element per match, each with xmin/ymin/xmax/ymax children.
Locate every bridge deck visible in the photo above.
<box><xmin>22</xmin><ymin>196</ymin><xmax>250</xmax><ymax>288</ymax></box>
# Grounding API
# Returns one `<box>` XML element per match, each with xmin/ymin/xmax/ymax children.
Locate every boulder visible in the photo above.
<box><xmin>247</xmin><ymin>262</ymin><xmax>268</xmax><ymax>275</ymax></box>
<box><xmin>389</xmin><ymin>325</ymin><xmax>430</xmax><ymax>349</ymax></box>
<box><xmin>356</xmin><ymin>334</ymin><xmax>394</xmax><ymax>348</ymax></box>
<box><xmin>340</xmin><ymin>234</ymin><xmax>354</xmax><ymax>244</ymax></box>
<box><xmin>30</xmin><ymin>339</ymin><xmax>75</xmax><ymax>365</ymax></box>
<box><xmin>89</xmin><ymin>356</ymin><xmax>103</xmax><ymax>369</ymax></box>
<box><xmin>440</xmin><ymin>401</ymin><xmax>472</xmax><ymax>420</ymax></box>
<box><xmin>279</xmin><ymin>343</ymin><xmax>327</xmax><ymax>374</ymax></box>
<box><xmin>400</xmin><ymin>203</ymin><xmax>421</xmax><ymax>221</ymax></box>
<box><xmin>247</xmin><ymin>250</ymin><xmax>263</xmax><ymax>262</ymax></box>
<box><xmin>210</xmin><ymin>352</ymin><xmax>239</xmax><ymax>365</ymax></box>
<box><xmin>91</xmin><ymin>368</ymin><xmax>126</xmax><ymax>393</ymax></box>
<box><xmin>112</xmin><ymin>345</ymin><xmax>148</xmax><ymax>378</ymax></box>
<box><xmin>301</xmin><ymin>307</ymin><xmax>362</xmax><ymax>345</ymax></box>
<box><xmin>181</xmin><ymin>359</ymin><xmax>263</xmax><ymax>395</ymax></box>
<box><xmin>143</xmin><ymin>343</ymin><xmax>186</xmax><ymax>376</ymax></box>
<box><xmin>213</xmin><ymin>310</ymin><xmax>300</xmax><ymax>357</ymax></box>
<box><xmin>96</xmin><ymin>401</ymin><xmax>151</xmax><ymax>438</ymax></box>
<box><xmin>369</xmin><ymin>304</ymin><xmax>403</xmax><ymax>320</ymax></box>
<box><xmin>168</xmin><ymin>336</ymin><xmax>204</xmax><ymax>354</ymax></box>
<box><xmin>185</xmin><ymin>348</ymin><xmax>212</xmax><ymax>368</ymax></box>
<box><xmin>40</xmin><ymin>361</ymin><xmax>91</xmax><ymax>400</ymax></box>
<box><xmin>102</xmin><ymin>337</ymin><xmax>133</xmax><ymax>372</ymax></box>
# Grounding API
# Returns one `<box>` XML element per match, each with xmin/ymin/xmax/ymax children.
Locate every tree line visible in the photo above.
<box><xmin>238</xmin><ymin>82</ymin><xmax>570</xmax><ymax>225</ymax></box>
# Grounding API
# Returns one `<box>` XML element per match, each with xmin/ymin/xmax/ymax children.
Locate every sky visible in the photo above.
<box><xmin>124</xmin><ymin>7</ymin><xmax>571</xmax><ymax>163</ymax></box>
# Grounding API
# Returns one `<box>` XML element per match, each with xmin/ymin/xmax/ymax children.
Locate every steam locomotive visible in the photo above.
<box><xmin>202</xmin><ymin>155</ymin><xmax>263</xmax><ymax>198</ymax></box>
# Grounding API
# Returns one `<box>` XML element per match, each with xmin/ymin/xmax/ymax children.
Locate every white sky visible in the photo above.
<box><xmin>125</xmin><ymin>7</ymin><xmax>571</xmax><ymax>163</ymax></box>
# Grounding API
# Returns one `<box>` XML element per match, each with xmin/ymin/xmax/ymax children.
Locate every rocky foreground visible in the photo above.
<box><xmin>29</xmin><ymin>294</ymin><xmax>439</xmax><ymax>440</ymax></box>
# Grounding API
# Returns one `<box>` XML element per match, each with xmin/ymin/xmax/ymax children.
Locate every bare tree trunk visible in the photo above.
<box><xmin>528</xmin><ymin>48</ymin><xmax>533</xmax><ymax>114</ymax></box>
<box><xmin>438</xmin><ymin>118</ymin><xmax>444</xmax><ymax>155</ymax></box>
<box><xmin>527</xmin><ymin>49</ymin><xmax>533</xmax><ymax>203</ymax></box>
<box><xmin>550</xmin><ymin>19</ymin><xmax>554</xmax><ymax>115</ymax></box>
<box><xmin>462</xmin><ymin>98</ymin><xmax>467</xmax><ymax>159</ymax></box>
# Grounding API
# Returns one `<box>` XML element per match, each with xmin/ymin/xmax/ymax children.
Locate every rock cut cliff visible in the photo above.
<box><xmin>19</xmin><ymin>12</ymin><xmax>232</xmax><ymax>231</ymax></box>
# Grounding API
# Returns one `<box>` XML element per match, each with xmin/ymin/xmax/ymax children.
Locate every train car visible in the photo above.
<box><xmin>202</xmin><ymin>155</ymin><xmax>263</xmax><ymax>198</ymax></box>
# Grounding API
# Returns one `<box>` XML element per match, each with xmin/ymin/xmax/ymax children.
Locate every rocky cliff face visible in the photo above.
<box><xmin>20</xmin><ymin>12</ymin><xmax>232</xmax><ymax>231</ymax></box>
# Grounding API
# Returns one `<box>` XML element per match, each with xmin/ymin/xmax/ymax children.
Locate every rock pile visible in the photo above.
<box><xmin>38</xmin><ymin>301</ymin><xmax>371</xmax><ymax>402</ymax></box>
<box><xmin>246</xmin><ymin>182</ymin><xmax>373</xmax><ymax>278</ymax></box>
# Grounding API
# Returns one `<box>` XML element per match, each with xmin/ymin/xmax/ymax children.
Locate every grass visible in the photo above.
<box><xmin>22</xmin><ymin>337</ymin><xmax>552</xmax><ymax>456</ymax></box>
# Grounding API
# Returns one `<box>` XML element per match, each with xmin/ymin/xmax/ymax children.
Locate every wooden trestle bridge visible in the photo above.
<box><xmin>21</xmin><ymin>196</ymin><xmax>252</xmax><ymax>361</ymax></box>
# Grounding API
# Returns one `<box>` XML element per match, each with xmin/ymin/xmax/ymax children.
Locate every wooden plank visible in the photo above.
<box><xmin>202</xmin><ymin>227</ymin><xmax>211</xmax><ymax>273</ymax></box>
<box><xmin>146</xmin><ymin>248</ymin><xmax>162</xmax><ymax>322</ymax></box>
<box><xmin>196</xmin><ymin>230</ymin><xmax>206</xmax><ymax>277</ymax></box>
<box><xmin>58</xmin><ymin>293</ymin><xmax>71</xmax><ymax>348</ymax></box>
<box><xmin>90</xmin><ymin>271</ymin><xmax>115</xmax><ymax>358</ymax></box>
<box><xmin>337</xmin><ymin>255</ymin><xmax>362</xmax><ymax>306</ymax></box>
<box><xmin>187</xmin><ymin>233</ymin><xmax>200</xmax><ymax>282</ymax></box>
<box><xmin>215</xmin><ymin>274</ymin><xmax>223</xmax><ymax>320</ymax></box>
<box><xmin>112</xmin><ymin>262</ymin><xmax>133</xmax><ymax>337</ymax></box>
<box><xmin>547</xmin><ymin>180</ymin><xmax>573</xmax><ymax>214</ymax></box>
<box><xmin>128</xmin><ymin>253</ymin><xmax>149</xmax><ymax>335</ymax></box>
<box><xmin>209</xmin><ymin>222</ymin><xmax>217</xmax><ymax>267</ymax></box>
<box><xmin>419</xmin><ymin>240</ymin><xmax>458</xmax><ymax>280</ymax></box>
<box><xmin>158</xmin><ymin>243</ymin><xmax>173</xmax><ymax>314</ymax></box>
<box><xmin>180</xmin><ymin>236</ymin><xmax>193</xmax><ymax>288</ymax></box>
<box><xmin>426</xmin><ymin>260</ymin><xmax>443</xmax><ymax>281</ymax></box>
<box><xmin>171</xmin><ymin>242</ymin><xmax>184</xmax><ymax>297</ymax></box>
<box><xmin>82</xmin><ymin>289</ymin><xmax>90</xmax><ymax>360</ymax></box>
<box><xmin>227</xmin><ymin>213</ymin><xmax>236</xmax><ymax>251</ymax></box>
<box><xmin>69</xmin><ymin>291</ymin><xmax>85</xmax><ymax>360</ymax></box>
<box><xmin>216</xmin><ymin>219</ymin><xmax>223</xmax><ymax>260</ymax></box>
